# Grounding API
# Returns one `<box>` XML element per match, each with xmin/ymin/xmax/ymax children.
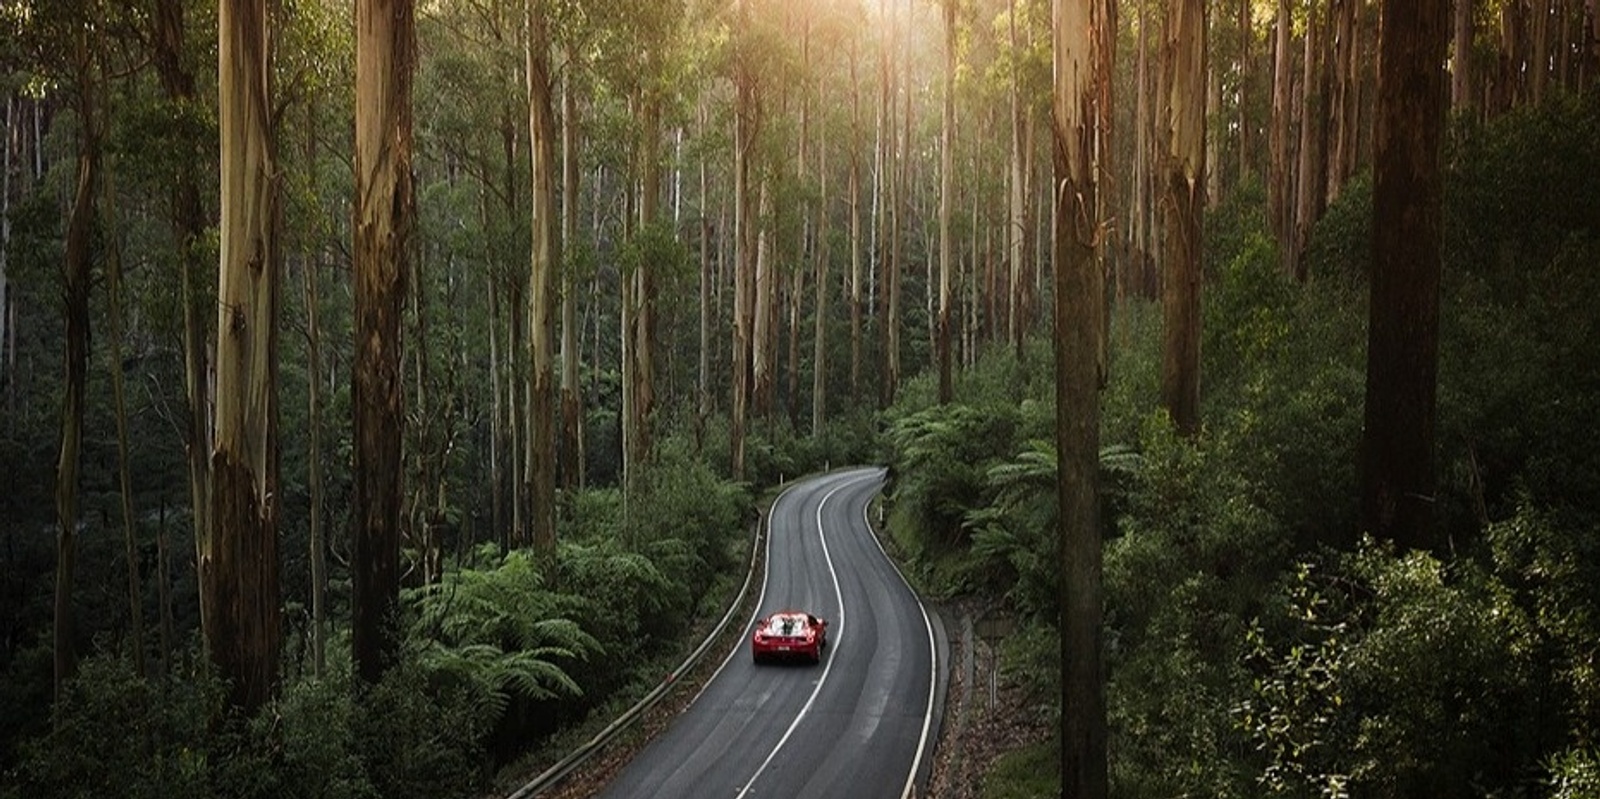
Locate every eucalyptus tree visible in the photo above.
<box><xmin>211</xmin><ymin>0</ymin><xmax>284</xmax><ymax>713</ymax></box>
<box><xmin>1363</xmin><ymin>0</ymin><xmax>1448</xmax><ymax>552</ymax></box>
<box><xmin>1052</xmin><ymin>0</ymin><xmax>1111</xmax><ymax>792</ymax></box>
<box><xmin>150</xmin><ymin>0</ymin><xmax>213</xmax><ymax>600</ymax></box>
<box><xmin>2</xmin><ymin>0</ymin><xmax>126</xmax><ymax>702</ymax></box>
<box><xmin>352</xmin><ymin>0</ymin><xmax>416</xmax><ymax>684</ymax></box>
<box><xmin>1158</xmin><ymin>0</ymin><xmax>1205</xmax><ymax>437</ymax></box>
<box><xmin>525</xmin><ymin>0</ymin><xmax>558</xmax><ymax>554</ymax></box>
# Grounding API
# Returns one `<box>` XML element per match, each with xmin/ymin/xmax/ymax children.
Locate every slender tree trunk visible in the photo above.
<box><xmin>526</xmin><ymin>3</ymin><xmax>557</xmax><ymax>556</ymax></box>
<box><xmin>849</xmin><ymin>39</ymin><xmax>864</xmax><ymax>406</ymax></box>
<box><xmin>811</xmin><ymin>120</ymin><xmax>830</xmax><ymax>438</ymax></box>
<box><xmin>1238</xmin><ymin>0</ymin><xmax>1254</xmax><ymax>184</ymax></box>
<box><xmin>753</xmin><ymin>181</ymin><xmax>774</xmax><ymax>420</ymax></box>
<box><xmin>731</xmin><ymin>0</ymin><xmax>758</xmax><ymax>481</ymax></box>
<box><xmin>153</xmin><ymin>0</ymin><xmax>211</xmax><ymax>635</ymax></box>
<box><xmin>1453</xmin><ymin>0</ymin><xmax>1476</xmax><ymax>111</ymax></box>
<box><xmin>104</xmin><ymin>162</ymin><xmax>147</xmax><ymax>679</ymax></box>
<box><xmin>352</xmin><ymin>0</ymin><xmax>414</xmax><ymax>684</ymax></box>
<box><xmin>1160</xmin><ymin>0</ymin><xmax>1207</xmax><ymax>436</ymax></box>
<box><xmin>1054</xmin><ymin>0</ymin><xmax>1109</xmax><ymax>794</ymax></box>
<box><xmin>697</xmin><ymin>99</ymin><xmax>712</xmax><ymax>449</ymax></box>
<box><xmin>561</xmin><ymin>53</ymin><xmax>583</xmax><ymax>491</ymax></box>
<box><xmin>1295</xmin><ymin>4</ymin><xmax>1328</xmax><ymax>281</ymax></box>
<box><xmin>937</xmin><ymin>0</ymin><xmax>956</xmax><ymax>405</ymax></box>
<box><xmin>1008</xmin><ymin>0</ymin><xmax>1026</xmax><ymax>353</ymax></box>
<box><xmin>1269</xmin><ymin>0</ymin><xmax>1295</xmax><ymax>272</ymax></box>
<box><xmin>1364</xmin><ymin>0</ymin><xmax>1448</xmax><ymax>552</ymax></box>
<box><xmin>1</xmin><ymin>97</ymin><xmax>10</xmax><ymax>392</ymax></box>
<box><xmin>303</xmin><ymin>223</ymin><xmax>328</xmax><ymax>679</ymax></box>
<box><xmin>54</xmin><ymin>25</ymin><xmax>100</xmax><ymax>705</ymax></box>
<box><xmin>212</xmin><ymin>0</ymin><xmax>283</xmax><ymax>711</ymax></box>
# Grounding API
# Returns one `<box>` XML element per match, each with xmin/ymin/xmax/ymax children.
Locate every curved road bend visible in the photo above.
<box><xmin>595</xmin><ymin>468</ymin><xmax>940</xmax><ymax>799</ymax></box>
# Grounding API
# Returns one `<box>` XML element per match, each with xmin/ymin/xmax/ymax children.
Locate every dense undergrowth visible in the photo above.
<box><xmin>0</xmin><ymin>407</ymin><xmax>882</xmax><ymax>799</ymax></box>
<box><xmin>880</xmin><ymin>92</ymin><xmax>1600</xmax><ymax>798</ymax></box>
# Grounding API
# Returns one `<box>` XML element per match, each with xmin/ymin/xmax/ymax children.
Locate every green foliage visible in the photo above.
<box><xmin>1239</xmin><ymin>541</ymin><xmax>1539</xmax><ymax>798</ymax></box>
<box><xmin>1487</xmin><ymin>503</ymin><xmax>1600</xmax><ymax>745</ymax></box>
<box><xmin>884</xmin><ymin>402</ymin><xmax>1022</xmax><ymax>553</ymax></box>
<box><xmin>9</xmin><ymin>655</ymin><xmax>214</xmax><ymax>799</ymax></box>
<box><xmin>350</xmin><ymin>665</ymin><xmax>489</xmax><ymax>799</ymax></box>
<box><xmin>405</xmin><ymin>547</ymin><xmax>596</xmax><ymax>720</ymax></box>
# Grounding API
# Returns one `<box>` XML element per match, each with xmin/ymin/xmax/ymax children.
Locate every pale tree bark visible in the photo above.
<box><xmin>1238</xmin><ymin>0</ymin><xmax>1254</xmax><ymax>185</ymax></box>
<box><xmin>1053</xmin><ymin>0</ymin><xmax>1109</xmax><ymax>793</ymax></box>
<box><xmin>561</xmin><ymin>51</ymin><xmax>583</xmax><ymax>491</ymax></box>
<box><xmin>1008</xmin><ymin>0</ymin><xmax>1025</xmax><ymax>351</ymax></box>
<box><xmin>1364</xmin><ymin>0</ymin><xmax>1448</xmax><ymax>552</ymax></box>
<box><xmin>1330</xmin><ymin>0</ymin><xmax>1361</xmax><ymax>194</ymax></box>
<box><xmin>731</xmin><ymin>0</ymin><xmax>759</xmax><ymax>481</ymax></box>
<box><xmin>1294</xmin><ymin>3</ymin><xmax>1328</xmax><ymax>281</ymax></box>
<box><xmin>849</xmin><ymin>38</ymin><xmax>864</xmax><ymax>406</ymax></box>
<box><xmin>352</xmin><ymin>0</ymin><xmax>413</xmax><ymax>684</ymax></box>
<box><xmin>1269</xmin><ymin>0</ymin><xmax>1294</xmax><ymax>272</ymax></box>
<box><xmin>1129</xmin><ymin>0</ymin><xmax>1152</xmax><ymax>299</ymax></box>
<box><xmin>696</xmin><ymin>99</ymin><xmax>712</xmax><ymax>449</ymax></box>
<box><xmin>103</xmin><ymin>162</ymin><xmax>147</xmax><ymax>680</ymax></box>
<box><xmin>811</xmin><ymin>116</ymin><xmax>831</xmax><ymax>438</ymax></box>
<box><xmin>753</xmin><ymin>181</ymin><xmax>775</xmax><ymax>420</ymax></box>
<box><xmin>937</xmin><ymin>0</ymin><xmax>956</xmax><ymax>405</ymax></box>
<box><xmin>1160</xmin><ymin>0</ymin><xmax>1206</xmax><ymax>437</ymax></box>
<box><xmin>526</xmin><ymin>1</ymin><xmax>557</xmax><ymax>556</ymax></box>
<box><xmin>211</xmin><ymin>0</ymin><xmax>282</xmax><ymax>711</ymax></box>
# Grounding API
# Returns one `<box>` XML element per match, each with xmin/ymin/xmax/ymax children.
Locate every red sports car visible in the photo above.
<box><xmin>751</xmin><ymin>611</ymin><xmax>829</xmax><ymax>664</ymax></box>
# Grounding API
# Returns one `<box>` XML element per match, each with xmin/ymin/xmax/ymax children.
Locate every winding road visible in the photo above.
<box><xmin>595</xmin><ymin>468</ymin><xmax>944</xmax><ymax>799</ymax></box>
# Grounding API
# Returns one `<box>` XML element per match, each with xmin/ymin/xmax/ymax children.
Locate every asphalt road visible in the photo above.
<box><xmin>595</xmin><ymin>468</ymin><xmax>943</xmax><ymax>799</ymax></box>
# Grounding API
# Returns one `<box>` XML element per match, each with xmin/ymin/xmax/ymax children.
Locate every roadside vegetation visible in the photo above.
<box><xmin>879</xmin><ymin>93</ymin><xmax>1600</xmax><ymax>798</ymax></box>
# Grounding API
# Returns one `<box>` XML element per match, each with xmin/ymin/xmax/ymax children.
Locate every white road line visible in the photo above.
<box><xmin>854</xmin><ymin>468</ymin><xmax>940</xmax><ymax>799</ymax></box>
<box><xmin>732</xmin><ymin>471</ymin><xmax>871</xmax><ymax>799</ymax></box>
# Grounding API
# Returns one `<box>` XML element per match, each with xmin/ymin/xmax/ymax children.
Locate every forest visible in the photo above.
<box><xmin>1</xmin><ymin>0</ymin><xmax>1598</xmax><ymax>797</ymax></box>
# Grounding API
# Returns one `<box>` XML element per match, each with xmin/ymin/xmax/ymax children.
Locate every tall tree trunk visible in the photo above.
<box><xmin>1453</xmin><ymin>0</ymin><xmax>1476</xmax><ymax>111</ymax></box>
<box><xmin>55</xmin><ymin>31</ymin><xmax>100</xmax><ymax>700</ymax></box>
<box><xmin>1160</xmin><ymin>0</ymin><xmax>1207</xmax><ymax>437</ymax></box>
<box><xmin>212</xmin><ymin>0</ymin><xmax>283</xmax><ymax>711</ymax></box>
<box><xmin>526</xmin><ymin>2</ymin><xmax>557</xmax><ymax>556</ymax></box>
<box><xmin>753</xmin><ymin>181</ymin><xmax>774</xmax><ymax>420</ymax></box>
<box><xmin>560</xmin><ymin>53</ymin><xmax>583</xmax><ymax>491</ymax></box>
<box><xmin>811</xmin><ymin>120</ymin><xmax>830</xmax><ymax>438</ymax></box>
<box><xmin>848</xmin><ymin>38</ymin><xmax>864</xmax><ymax>407</ymax></box>
<box><xmin>1054</xmin><ymin>0</ymin><xmax>1109</xmax><ymax>794</ymax></box>
<box><xmin>1238</xmin><ymin>0</ymin><xmax>1254</xmax><ymax>185</ymax></box>
<box><xmin>697</xmin><ymin>100</ymin><xmax>713</xmax><ymax>449</ymax></box>
<box><xmin>153</xmin><ymin>0</ymin><xmax>211</xmax><ymax>637</ymax></box>
<box><xmin>303</xmin><ymin>221</ymin><xmax>328</xmax><ymax>679</ymax></box>
<box><xmin>731</xmin><ymin>0</ymin><xmax>758</xmax><ymax>481</ymax></box>
<box><xmin>1295</xmin><ymin>3</ymin><xmax>1328</xmax><ymax>281</ymax></box>
<box><xmin>1364</xmin><ymin>0</ymin><xmax>1448</xmax><ymax>552</ymax></box>
<box><xmin>1008</xmin><ymin>0</ymin><xmax>1026</xmax><ymax>353</ymax></box>
<box><xmin>1269</xmin><ymin>0</ymin><xmax>1295</xmax><ymax>272</ymax></box>
<box><xmin>937</xmin><ymin>0</ymin><xmax>956</xmax><ymax>405</ymax></box>
<box><xmin>352</xmin><ymin>0</ymin><xmax>414</xmax><ymax>684</ymax></box>
<box><xmin>1</xmin><ymin>97</ymin><xmax>10</xmax><ymax>396</ymax></box>
<box><xmin>1533</xmin><ymin>0</ymin><xmax>1551</xmax><ymax>104</ymax></box>
<box><xmin>104</xmin><ymin>161</ymin><xmax>147</xmax><ymax>679</ymax></box>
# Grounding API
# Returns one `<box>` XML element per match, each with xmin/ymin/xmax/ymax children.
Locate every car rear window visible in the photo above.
<box><xmin>763</xmin><ymin>616</ymin><xmax>806</xmax><ymax>636</ymax></box>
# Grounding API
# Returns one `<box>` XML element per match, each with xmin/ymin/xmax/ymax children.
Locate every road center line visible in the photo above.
<box><xmin>732</xmin><ymin>472</ymin><xmax>866</xmax><ymax>799</ymax></box>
